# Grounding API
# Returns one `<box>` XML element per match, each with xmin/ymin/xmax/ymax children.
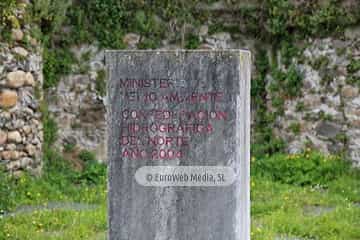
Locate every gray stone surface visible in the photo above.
<box><xmin>106</xmin><ymin>50</ymin><xmax>251</xmax><ymax>240</ymax></box>
<box><xmin>0</xmin><ymin>33</ymin><xmax>43</xmax><ymax>175</ymax></box>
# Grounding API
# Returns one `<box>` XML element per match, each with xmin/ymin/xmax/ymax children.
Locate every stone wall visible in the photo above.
<box><xmin>271</xmin><ymin>37</ymin><xmax>360</xmax><ymax>167</ymax></box>
<box><xmin>0</xmin><ymin>0</ymin><xmax>359</xmax><ymax>177</ymax></box>
<box><xmin>0</xmin><ymin>27</ymin><xmax>43</xmax><ymax>176</ymax></box>
<box><xmin>43</xmin><ymin>1</ymin><xmax>360</xmax><ymax>167</ymax></box>
<box><xmin>46</xmin><ymin>45</ymin><xmax>106</xmax><ymax>161</ymax></box>
<box><xmin>46</xmin><ymin>27</ymin><xmax>360</xmax><ymax>167</ymax></box>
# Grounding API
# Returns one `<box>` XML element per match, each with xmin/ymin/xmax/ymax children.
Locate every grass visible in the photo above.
<box><xmin>0</xmin><ymin>151</ymin><xmax>359</xmax><ymax>240</ymax></box>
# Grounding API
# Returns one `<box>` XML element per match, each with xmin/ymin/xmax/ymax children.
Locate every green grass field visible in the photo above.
<box><xmin>0</xmin><ymin>151</ymin><xmax>359</xmax><ymax>240</ymax></box>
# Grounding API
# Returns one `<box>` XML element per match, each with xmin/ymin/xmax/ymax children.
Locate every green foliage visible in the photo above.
<box><xmin>318</xmin><ymin>111</ymin><xmax>333</xmax><ymax>121</ymax></box>
<box><xmin>289</xmin><ymin>122</ymin><xmax>301</xmax><ymax>135</ymax></box>
<box><xmin>313</xmin><ymin>55</ymin><xmax>330</xmax><ymax>70</ymax></box>
<box><xmin>41</xmin><ymin>102</ymin><xmax>57</xmax><ymax>147</ymax></box>
<box><xmin>295</xmin><ymin>101</ymin><xmax>305</xmax><ymax>112</ymax></box>
<box><xmin>1</xmin><ymin>152</ymin><xmax>359</xmax><ymax>239</ymax></box>
<box><xmin>346</xmin><ymin>75</ymin><xmax>360</xmax><ymax>88</ymax></box>
<box><xmin>252</xmin><ymin>124</ymin><xmax>286</xmax><ymax>158</ymax></box>
<box><xmin>0</xmin><ymin>148</ymin><xmax>106</xmax><ymax>214</ymax></box>
<box><xmin>0</xmin><ymin>0</ymin><xmax>17</xmax><ymax>27</ymax></box>
<box><xmin>347</xmin><ymin>59</ymin><xmax>360</xmax><ymax>74</ymax></box>
<box><xmin>320</xmin><ymin>70</ymin><xmax>335</xmax><ymax>87</ymax></box>
<box><xmin>266</xmin><ymin>0</ymin><xmax>292</xmax><ymax>40</ymax></box>
<box><xmin>65</xmin><ymin>6</ymin><xmax>92</xmax><ymax>45</ymax></box>
<box><xmin>0</xmin><ymin>166</ymin><xmax>15</xmax><ymax>211</ymax></box>
<box><xmin>336</xmin><ymin>47</ymin><xmax>346</xmax><ymax>56</ymax></box>
<box><xmin>252</xmin><ymin>151</ymin><xmax>351</xmax><ymax>187</ymax></box>
<box><xmin>132</xmin><ymin>10</ymin><xmax>164</xmax><ymax>46</ymax></box>
<box><xmin>63</xmin><ymin>143</ymin><xmax>76</xmax><ymax>153</ymax></box>
<box><xmin>0</xmin><ymin>0</ymin><xmax>18</xmax><ymax>43</ymax></box>
<box><xmin>279</xmin><ymin>40</ymin><xmax>299</xmax><ymax>66</ymax></box>
<box><xmin>305</xmin><ymin>1</ymin><xmax>354</xmax><ymax>36</ymax></box>
<box><xmin>251</xmin><ymin>49</ymin><xmax>287</xmax><ymax>157</ymax></box>
<box><xmin>284</xmin><ymin>64</ymin><xmax>303</xmax><ymax>95</ymax></box>
<box><xmin>78</xmin><ymin>150</ymin><xmax>97</xmax><ymax>163</ymax></box>
<box><xmin>95</xmin><ymin>69</ymin><xmax>106</xmax><ymax>97</ymax></box>
<box><xmin>73</xmin><ymin>0</ymin><xmax>132</xmax><ymax>48</ymax></box>
<box><xmin>29</xmin><ymin>0</ymin><xmax>71</xmax><ymax>38</ymax></box>
<box><xmin>265</xmin><ymin>0</ymin><xmax>357</xmax><ymax>40</ymax></box>
<box><xmin>251</xmin><ymin>49</ymin><xmax>269</xmax><ymax>102</ymax></box>
<box><xmin>270</xmin><ymin>64</ymin><xmax>303</xmax><ymax>99</ymax></box>
<box><xmin>47</xmin><ymin>0</ymin><xmax>206</xmax><ymax>49</ymax></box>
<box><xmin>335</xmin><ymin>133</ymin><xmax>348</xmax><ymax>145</ymax></box>
<box><xmin>43</xmin><ymin>47</ymin><xmax>75</xmax><ymax>89</ymax></box>
<box><xmin>185</xmin><ymin>34</ymin><xmax>200</xmax><ymax>49</ymax></box>
<box><xmin>76</xmin><ymin>161</ymin><xmax>106</xmax><ymax>185</ymax></box>
<box><xmin>268</xmin><ymin>63</ymin><xmax>303</xmax><ymax>116</ymax></box>
<box><xmin>76</xmin><ymin>52</ymin><xmax>91</xmax><ymax>74</ymax></box>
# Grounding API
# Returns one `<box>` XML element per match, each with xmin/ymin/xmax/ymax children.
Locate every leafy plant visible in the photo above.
<box><xmin>63</xmin><ymin>143</ymin><xmax>76</xmax><ymax>152</ymax></box>
<box><xmin>185</xmin><ymin>33</ymin><xmax>200</xmax><ymax>49</ymax></box>
<box><xmin>347</xmin><ymin>59</ymin><xmax>360</xmax><ymax>74</ymax></box>
<box><xmin>74</xmin><ymin>0</ymin><xmax>132</xmax><ymax>48</ymax></box>
<box><xmin>270</xmin><ymin>64</ymin><xmax>303</xmax><ymax>98</ymax></box>
<box><xmin>295</xmin><ymin>101</ymin><xmax>305</xmax><ymax>112</ymax></box>
<box><xmin>95</xmin><ymin>69</ymin><xmax>106</xmax><ymax>96</ymax></box>
<box><xmin>289</xmin><ymin>122</ymin><xmax>301</xmax><ymax>135</ymax></box>
<box><xmin>78</xmin><ymin>150</ymin><xmax>97</xmax><ymax>163</ymax></box>
<box><xmin>43</xmin><ymin>48</ymin><xmax>75</xmax><ymax>88</ymax></box>
<box><xmin>77</xmin><ymin>150</ymin><xmax>106</xmax><ymax>184</ymax></box>
<box><xmin>266</xmin><ymin>0</ymin><xmax>292</xmax><ymax>40</ymax></box>
<box><xmin>0</xmin><ymin>0</ymin><xmax>17</xmax><ymax>27</ymax></box>
<box><xmin>76</xmin><ymin>161</ymin><xmax>106</xmax><ymax>185</ymax></box>
<box><xmin>29</xmin><ymin>0</ymin><xmax>71</xmax><ymax>38</ymax></box>
<box><xmin>312</xmin><ymin>56</ymin><xmax>330</xmax><ymax>70</ymax></box>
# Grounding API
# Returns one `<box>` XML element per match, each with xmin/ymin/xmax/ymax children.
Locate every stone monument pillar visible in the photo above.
<box><xmin>106</xmin><ymin>50</ymin><xmax>251</xmax><ymax>240</ymax></box>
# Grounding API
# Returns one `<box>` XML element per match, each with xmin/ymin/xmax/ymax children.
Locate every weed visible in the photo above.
<box><xmin>43</xmin><ymin>48</ymin><xmax>76</xmax><ymax>89</ymax></box>
<box><xmin>95</xmin><ymin>69</ymin><xmax>106</xmax><ymax>97</ymax></box>
<box><xmin>289</xmin><ymin>122</ymin><xmax>301</xmax><ymax>135</ymax></box>
<box><xmin>185</xmin><ymin>34</ymin><xmax>201</xmax><ymax>49</ymax></box>
<box><xmin>347</xmin><ymin>59</ymin><xmax>360</xmax><ymax>74</ymax></box>
<box><xmin>78</xmin><ymin>150</ymin><xmax>97</xmax><ymax>163</ymax></box>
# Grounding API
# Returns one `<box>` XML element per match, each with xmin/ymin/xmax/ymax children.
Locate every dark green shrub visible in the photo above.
<box><xmin>30</xmin><ymin>0</ymin><xmax>71</xmax><ymax>36</ymax></box>
<box><xmin>95</xmin><ymin>69</ymin><xmax>106</xmax><ymax>96</ymax></box>
<box><xmin>78</xmin><ymin>150</ymin><xmax>97</xmax><ymax>163</ymax></box>
<box><xmin>43</xmin><ymin>48</ymin><xmax>75</xmax><ymax>88</ymax></box>
<box><xmin>66</xmin><ymin>6</ymin><xmax>92</xmax><ymax>45</ymax></box>
<box><xmin>75</xmin><ymin>0</ymin><xmax>131</xmax><ymax>48</ymax></box>
<box><xmin>185</xmin><ymin>34</ymin><xmax>200</xmax><ymax>49</ymax></box>
<box><xmin>76</xmin><ymin>161</ymin><xmax>106</xmax><ymax>185</ymax></box>
<box><xmin>266</xmin><ymin>0</ymin><xmax>292</xmax><ymax>39</ymax></box>
<box><xmin>279</xmin><ymin>40</ymin><xmax>299</xmax><ymax>66</ymax></box>
<box><xmin>288</xmin><ymin>122</ymin><xmax>301</xmax><ymax>135</ymax></box>
<box><xmin>0</xmin><ymin>0</ymin><xmax>17</xmax><ymax>27</ymax></box>
<box><xmin>270</xmin><ymin>64</ymin><xmax>303</xmax><ymax>99</ymax></box>
<box><xmin>285</xmin><ymin>64</ymin><xmax>303</xmax><ymax>96</ymax></box>
<box><xmin>76</xmin><ymin>150</ymin><xmax>106</xmax><ymax>184</ymax></box>
<box><xmin>251</xmin><ymin>124</ymin><xmax>286</xmax><ymax>158</ymax></box>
